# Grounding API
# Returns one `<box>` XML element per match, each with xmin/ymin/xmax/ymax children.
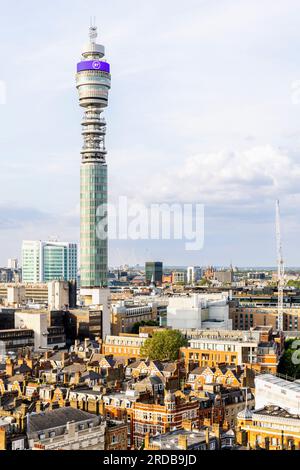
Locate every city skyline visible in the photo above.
<box><xmin>1</xmin><ymin>3</ymin><xmax>300</xmax><ymax>457</ymax></box>
<box><xmin>1</xmin><ymin>1</ymin><xmax>300</xmax><ymax>266</ymax></box>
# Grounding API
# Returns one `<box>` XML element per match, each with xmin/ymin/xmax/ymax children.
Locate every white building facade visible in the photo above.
<box><xmin>167</xmin><ymin>293</ymin><xmax>232</xmax><ymax>330</ymax></box>
<box><xmin>14</xmin><ymin>311</ymin><xmax>48</xmax><ymax>350</ymax></box>
<box><xmin>255</xmin><ymin>375</ymin><xmax>300</xmax><ymax>415</ymax></box>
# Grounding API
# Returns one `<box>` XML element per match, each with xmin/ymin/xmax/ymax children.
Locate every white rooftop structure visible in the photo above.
<box><xmin>255</xmin><ymin>374</ymin><xmax>300</xmax><ymax>415</ymax></box>
<box><xmin>167</xmin><ymin>293</ymin><xmax>232</xmax><ymax>330</ymax></box>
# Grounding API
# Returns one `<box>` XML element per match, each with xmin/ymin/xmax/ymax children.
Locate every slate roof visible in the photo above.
<box><xmin>161</xmin><ymin>362</ymin><xmax>177</xmax><ymax>372</ymax></box>
<box><xmin>28</xmin><ymin>407</ymin><xmax>98</xmax><ymax>434</ymax></box>
<box><xmin>62</xmin><ymin>363</ymin><xmax>86</xmax><ymax>374</ymax></box>
<box><xmin>189</xmin><ymin>367</ymin><xmax>206</xmax><ymax>375</ymax></box>
<box><xmin>137</xmin><ymin>375</ymin><xmax>164</xmax><ymax>386</ymax></box>
<box><xmin>17</xmin><ymin>363</ymin><xmax>32</xmax><ymax>374</ymax></box>
<box><xmin>81</xmin><ymin>370</ymin><xmax>101</xmax><ymax>381</ymax></box>
<box><xmin>127</xmin><ymin>360</ymin><xmax>142</xmax><ymax>369</ymax></box>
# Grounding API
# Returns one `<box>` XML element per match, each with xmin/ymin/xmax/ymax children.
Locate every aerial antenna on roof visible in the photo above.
<box><xmin>89</xmin><ymin>16</ymin><xmax>98</xmax><ymax>42</ymax></box>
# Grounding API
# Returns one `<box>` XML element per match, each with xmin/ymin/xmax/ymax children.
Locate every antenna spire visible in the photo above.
<box><xmin>89</xmin><ymin>17</ymin><xmax>98</xmax><ymax>42</ymax></box>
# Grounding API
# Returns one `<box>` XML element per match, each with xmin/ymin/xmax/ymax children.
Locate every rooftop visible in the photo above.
<box><xmin>254</xmin><ymin>405</ymin><xmax>300</xmax><ymax>420</ymax></box>
<box><xmin>149</xmin><ymin>428</ymin><xmax>216</xmax><ymax>450</ymax></box>
<box><xmin>256</xmin><ymin>374</ymin><xmax>300</xmax><ymax>392</ymax></box>
<box><xmin>28</xmin><ymin>407</ymin><xmax>99</xmax><ymax>434</ymax></box>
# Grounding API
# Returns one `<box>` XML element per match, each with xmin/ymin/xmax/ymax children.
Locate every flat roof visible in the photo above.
<box><xmin>256</xmin><ymin>374</ymin><xmax>300</xmax><ymax>392</ymax></box>
<box><xmin>150</xmin><ymin>429</ymin><xmax>214</xmax><ymax>449</ymax></box>
<box><xmin>254</xmin><ymin>405</ymin><xmax>300</xmax><ymax>420</ymax></box>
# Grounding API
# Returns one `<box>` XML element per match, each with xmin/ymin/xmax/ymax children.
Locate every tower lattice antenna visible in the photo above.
<box><xmin>276</xmin><ymin>200</ymin><xmax>284</xmax><ymax>332</ymax></box>
<box><xmin>89</xmin><ymin>17</ymin><xmax>98</xmax><ymax>42</ymax></box>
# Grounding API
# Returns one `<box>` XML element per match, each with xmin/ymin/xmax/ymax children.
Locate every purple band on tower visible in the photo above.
<box><xmin>77</xmin><ymin>60</ymin><xmax>110</xmax><ymax>73</ymax></box>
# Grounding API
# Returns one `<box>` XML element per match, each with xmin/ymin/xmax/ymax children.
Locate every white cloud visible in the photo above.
<box><xmin>120</xmin><ymin>145</ymin><xmax>300</xmax><ymax>209</ymax></box>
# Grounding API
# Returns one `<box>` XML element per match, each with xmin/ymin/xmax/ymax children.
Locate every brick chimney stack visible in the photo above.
<box><xmin>5</xmin><ymin>358</ymin><xmax>14</xmax><ymax>376</ymax></box>
<box><xmin>0</xmin><ymin>427</ymin><xmax>6</xmax><ymax>450</ymax></box>
<box><xmin>205</xmin><ymin>427</ymin><xmax>210</xmax><ymax>448</ymax></box>
<box><xmin>182</xmin><ymin>419</ymin><xmax>193</xmax><ymax>431</ymax></box>
<box><xmin>144</xmin><ymin>432</ymin><xmax>150</xmax><ymax>449</ymax></box>
<box><xmin>178</xmin><ymin>434</ymin><xmax>188</xmax><ymax>450</ymax></box>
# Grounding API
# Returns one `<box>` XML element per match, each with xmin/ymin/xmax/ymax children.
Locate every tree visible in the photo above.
<box><xmin>197</xmin><ymin>278</ymin><xmax>211</xmax><ymax>286</ymax></box>
<box><xmin>287</xmin><ymin>280</ymin><xmax>300</xmax><ymax>289</ymax></box>
<box><xmin>278</xmin><ymin>339</ymin><xmax>300</xmax><ymax>379</ymax></box>
<box><xmin>140</xmin><ymin>329</ymin><xmax>187</xmax><ymax>361</ymax></box>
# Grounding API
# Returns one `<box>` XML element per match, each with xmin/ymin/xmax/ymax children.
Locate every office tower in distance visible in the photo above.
<box><xmin>7</xmin><ymin>258</ymin><xmax>18</xmax><ymax>270</ymax></box>
<box><xmin>42</xmin><ymin>242</ymin><xmax>77</xmax><ymax>282</ymax></box>
<box><xmin>21</xmin><ymin>241</ymin><xmax>41</xmax><ymax>283</ymax></box>
<box><xmin>145</xmin><ymin>262</ymin><xmax>163</xmax><ymax>286</ymax></box>
<box><xmin>187</xmin><ymin>266</ymin><xmax>202</xmax><ymax>285</ymax></box>
<box><xmin>76</xmin><ymin>25</ymin><xmax>111</xmax><ymax>338</ymax></box>
<box><xmin>21</xmin><ymin>240</ymin><xmax>77</xmax><ymax>283</ymax></box>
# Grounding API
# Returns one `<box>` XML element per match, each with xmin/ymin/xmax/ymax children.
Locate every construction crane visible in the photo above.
<box><xmin>276</xmin><ymin>200</ymin><xmax>284</xmax><ymax>332</ymax></box>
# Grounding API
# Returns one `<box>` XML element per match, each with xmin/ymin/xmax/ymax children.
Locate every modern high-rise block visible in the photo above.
<box><xmin>76</xmin><ymin>25</ymin><xmax>111</xmax><ymax>289</ymax></box>
<box><xmin>145</xmin><ymin>262</ymin><xmax>163</xmax><ymax>285</ymax></box>
<box><xmin>7</xmin><ymin>258</ymin><xmax>18</xmax><ymax>270</ymax></box>
<box><xmin>21</xmin><ymin>240</ymin><xmax>77</xmax><ymax>283</ymax></box>
<box><xmin>21</xmin><ymin>241</ymin><xmax>42</xmax><ymax>283</ymax></box>
<box><xmin>187</xmin><ymin>266</ymin><xmax>202</xmax><ymax>285</ymax></box>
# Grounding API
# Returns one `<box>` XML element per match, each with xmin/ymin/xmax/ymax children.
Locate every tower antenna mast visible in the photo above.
<box><xmin>276</xmin><ymin>200</ymin><xmax>284</xmax><ymax>332</ymax></box>
<box><xmin>89</xmin><ymin>17</ymin><xmax>98</xmax><ymax>42</ymax></box>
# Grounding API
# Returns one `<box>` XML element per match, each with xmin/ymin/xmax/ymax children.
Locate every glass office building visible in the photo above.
<box><xmin>21</xmin><ymin>240</ymin><xmax>77</xmax><ymax>283</ymax></box>
<box><xmin>145</xmin><ymin>262</ymin><xmax>163</xmax><ymax>285</ymax></box>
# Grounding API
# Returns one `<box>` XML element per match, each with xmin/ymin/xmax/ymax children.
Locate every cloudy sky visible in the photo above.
<box><xmin>1</xmin><ymin>0</ymin><xmax>300</xmax><ymax>267</ymax></box>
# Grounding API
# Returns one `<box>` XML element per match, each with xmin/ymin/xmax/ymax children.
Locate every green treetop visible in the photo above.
<box><xmin>140</xmin><ymin>329</ymin><xmax>187</xmax><ymax>361</ymax></box>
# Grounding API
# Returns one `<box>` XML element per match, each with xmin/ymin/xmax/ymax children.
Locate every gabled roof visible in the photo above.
<box><xmin>62</xmin><ymin>363</ymin><xmax>86</xmax><ymax>374</ymax></box>
<box><xmin>38</xmin><ymin>361</ymin><xmax>54</xmax><ymax>371</ymax></box>
<box><xmin>150</xmin><ymin>361</ymin><xmax>164</xmax><ymax>370</ymax></box>
<box><xmin>227</xmin><ymin>369</ymin><xmax>243</xmax><ymax>380</ymax></box>
<box><xmin>138</xmin><ymin>375</ymin><xmax>164</xmax><ymax>386</ymax></box>
<box><xmin>127</xmin><ymin>360</ymin><xmax>143</xmax><ymax>369</ymax></box>
<box><xmin>7</xmin><ymin>374</ymin><xmax>26</xmax><ymax>383</ymax></box>
<box><xmin>17</xmin><ymin>363</ymin><xmax>32</xmax><ymax>374</ymax></box>
<box><xmin>81</xmin><ymin>370</ymin><xmax>101</xmax><ymax>381</ymax></box>
<box><xmin>49</xmin><ymin>351</ymin><xmax>69</xmax><ymax>362</ymax></box>
<box><xmin>189</xmin><ymin>367</ymin><xmax>206</xmax><ymax>376</ymax></box>
<box><xmin>161</xmin><ymin>362</ymin><xmax>177</xmax><ymax>373</ymax></box>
